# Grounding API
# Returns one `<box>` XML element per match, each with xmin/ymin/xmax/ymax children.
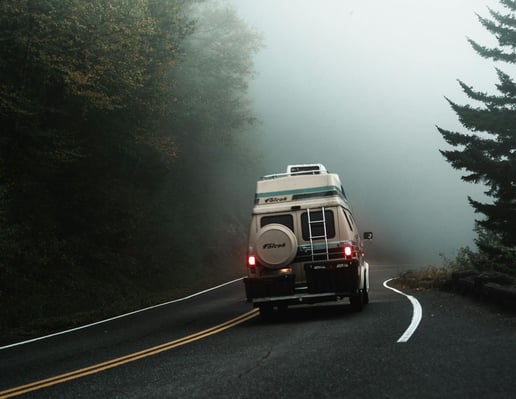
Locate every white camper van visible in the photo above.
<box><xmin>244</xmin><ymin>164</ymin><xmax>373</xmax><ymax>316</ymax></box>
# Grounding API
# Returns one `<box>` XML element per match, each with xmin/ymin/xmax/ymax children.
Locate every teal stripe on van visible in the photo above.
<box><xmin>255</xmin><ymin>185</ymin><xmax>340</xmax><ymax>198</ymax></box>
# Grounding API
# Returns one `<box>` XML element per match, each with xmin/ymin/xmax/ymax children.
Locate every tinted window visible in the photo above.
<box><xmin>343</xmin><ymin>210</ymin><xmax>353</xmax><ymax>232</ymax></box>
<box><xmin>349</xmin><ymin>212</ymin><xmax>358</xmax><ymax>228</ymax></box>
<box><xmin>261</xmin><ymin>214</ymin><xmax>294</xmax><ymax>231</ymax></box>
<box><xmin>301</xmin><ymin>210</ymin><xmax>335</xmax><ymax>241</ymax></box>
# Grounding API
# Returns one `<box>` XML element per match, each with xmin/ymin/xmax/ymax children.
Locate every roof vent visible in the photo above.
<box><xmin>286</xmin><ymin>164</ymin><xmax>327</xmax><ymax>176</ymax></box>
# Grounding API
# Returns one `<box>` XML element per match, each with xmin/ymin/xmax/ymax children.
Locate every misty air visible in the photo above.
<box><xmin>234</xmin><ymin>0</ymin><xmax>510</xmax><ymax>267</ymax></box>
<box><xmin>1</xmin><ymin>2</ymin><xmax>515</xmax><ymax>393</ymax></box>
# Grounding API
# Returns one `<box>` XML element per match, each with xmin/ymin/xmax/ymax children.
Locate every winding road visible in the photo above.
<box><xmin>1</xmin><ymin>265</ymin><xmax>515</xmax><ymax>398</ymax></box>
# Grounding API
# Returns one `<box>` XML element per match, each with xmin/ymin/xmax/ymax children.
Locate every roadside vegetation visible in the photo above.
<box><xmin>396</xmin><ymin>248</ymin><xmax>515</xmax><ymax>289</ymax></box>
<box><xmin>0</xmin><ymin>0</ymin><xmax>263</xmax><ymax>341</ymax></box>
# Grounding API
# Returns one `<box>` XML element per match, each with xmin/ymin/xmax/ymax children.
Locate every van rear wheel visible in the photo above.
<box><xmin>258</xmin><ymin>304</ymin><xmax>273</xmax><ymax>318</ymax></box>
<box><xmin>363</xmin><ymin>279</ymin><xmax>369</xmax><ymax>305</ymax></box>
<box><xmin>363</xmin><ymin>290</ymin><xmax>369</xmax><ymax>305</ymax></box>
<box><xmin>349</xmin><ymin>290</ymin><xmax>364</xmax><ymax>312</ymax></box>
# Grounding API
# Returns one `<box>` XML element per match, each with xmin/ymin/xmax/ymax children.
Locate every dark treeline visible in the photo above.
<box><xmin>0</xmin><ymin>0</ymin><xmax>263</xmax><ymax>336</ymax></box>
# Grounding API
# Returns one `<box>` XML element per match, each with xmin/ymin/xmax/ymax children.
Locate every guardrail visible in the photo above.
<box><xmin>451</xmin><ymin>270</ymin><xmax>516</xmax><ymax>310</ymax></box>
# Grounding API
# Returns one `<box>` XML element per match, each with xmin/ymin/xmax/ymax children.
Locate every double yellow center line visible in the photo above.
<box><xmin>0</xmin><ymin>308</ymin><xmax>258</xmax><ymax>398</ymax></box>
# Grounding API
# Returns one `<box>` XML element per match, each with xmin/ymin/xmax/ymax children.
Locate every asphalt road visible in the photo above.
<box><xmin>1</xmin><ymin>265</ymin><xmax>515</xmax><ymax>399</ymax></box>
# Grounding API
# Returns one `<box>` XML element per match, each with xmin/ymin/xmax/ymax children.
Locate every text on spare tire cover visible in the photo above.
<box><xmin>263</xmin><ymin>243</ymin><xmax>286</xmax><ymax>249</ymax></box>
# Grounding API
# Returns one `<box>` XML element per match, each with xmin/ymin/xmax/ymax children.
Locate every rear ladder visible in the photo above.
<box><xmin>307</xmin><ymin>207</ymin><xmax>329</xmax><ymax>262</ymax></box>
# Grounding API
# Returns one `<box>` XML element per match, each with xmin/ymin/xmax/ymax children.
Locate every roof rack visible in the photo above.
<box><xmin>261</xmin><ymin>163</ymin><xmax>328</xmax><ymax>180</ymax></box>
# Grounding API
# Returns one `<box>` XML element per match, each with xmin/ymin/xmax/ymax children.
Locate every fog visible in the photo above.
<box><xmin>231</xmin><ymin>0</ymin><xmax>501</xmax><ymax>266</ymax></box>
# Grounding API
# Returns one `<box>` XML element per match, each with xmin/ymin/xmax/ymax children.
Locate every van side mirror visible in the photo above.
<box><xmin>363</xmin><ymin>232</ymin><xmax>373</xmax><ymax>240</ymax></box>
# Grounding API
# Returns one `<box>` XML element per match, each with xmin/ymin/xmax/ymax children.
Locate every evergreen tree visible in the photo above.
<box><xmin>437</xmin><ymin>0</ymin><xmax>516</xmax><ymax>271</ymax></box>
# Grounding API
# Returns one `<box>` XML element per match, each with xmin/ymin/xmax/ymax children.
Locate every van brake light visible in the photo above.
<box><xmin>344</xmin><ymin>246</ymin><xmax>352</xmax><ymax>257</ymax></box>
<box><xmin>248</xmin><ymin>255</ymin><xmax>256</xmax><ymax>266</ymax></box>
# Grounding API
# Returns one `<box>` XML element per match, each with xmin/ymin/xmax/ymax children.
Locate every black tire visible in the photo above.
<box><xmin>278</xmin><ymin>304</ymin><xmax>288</xmax><ymax>313</ymax></box>
<box><xmin>363</xmin><ymin>279</ymin><xmax>369</xmax><ymax>305</ymax></box>
<box><xmin>258</xmin><ymin>304</ymin><xmax>273</xmax><ymax>318</ymax></box>
<box><xmin>349</xmin><ymin>290</ymin><xmax>364</xmax><ymax>312</ymax></box>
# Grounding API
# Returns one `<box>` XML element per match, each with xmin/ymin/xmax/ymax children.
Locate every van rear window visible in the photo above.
<box><xmin>260</xmin><ymin>214</ymin><xmax>294</xmax><ymax>231</ymax></box>
<box><xmin>301</xmin><ymin>210</ymin><xmax>335</xmax><ymax>241</ymax></box>
<box><xmin>343</xmin><ymin>210</ymin><xmax>353</xmax><ymax>231</ymax></box>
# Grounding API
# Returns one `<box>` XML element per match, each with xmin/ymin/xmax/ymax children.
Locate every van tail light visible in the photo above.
<box><xmin>248</xmin><ymin>255</ymin><xmax>257</xmax><ymax>274</ymax></box>
<box><xmin>248</xmin><ymin>255</ymin><xmax>256</xmax><ymax>267</ymax></box>
<box><xmin>344</xmin><ymin>246</ymin><xmax>352</xmax><ymax>257</ymax></box>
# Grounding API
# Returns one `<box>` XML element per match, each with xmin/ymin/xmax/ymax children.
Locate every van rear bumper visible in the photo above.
<box><xmin>249</xmin><ymin>292</ymin><xmax>350</xmax><ymax>307</ymax></box>
<box><xmin>244</xmin><ymin>261</ymin><xmax>360</xmax><ymax>304</ymax></box>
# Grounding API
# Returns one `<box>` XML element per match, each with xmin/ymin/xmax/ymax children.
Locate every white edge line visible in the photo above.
<box><xmin>383</xmin><ymin>277</ymin><xmax>423</xmax><ymax>343</ymax></box>
<box><xmin>1</xmin><ymin>277</ymin><xmax>244</xmax><ymax>351</ymax></box>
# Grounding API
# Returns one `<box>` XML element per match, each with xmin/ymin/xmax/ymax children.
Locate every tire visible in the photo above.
<box><xmin>255</xmin><ymin>224</ymin><xmax>298</xmax><ymax>269</ymax></box>
<box><xmin>278</xmin><ymin>304</ymin><xmax>288</xmax><ymax>313</ymax></box>
<box><xmin>349</xmin><ymin>290</ymin><xmax>364</xmax><ymax>312</ymax></box>
<box><xmin>363</xmin><ymin>279</ymin><xmax>369</xmax><ymax>305</ymax></box>
<box><xmin>258</xmin><ymin>303</ymin><xmax>274</xmax><ymax>318</ymax></box>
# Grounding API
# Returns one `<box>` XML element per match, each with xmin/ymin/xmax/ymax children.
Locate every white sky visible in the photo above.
<box><xmin>231</xmin><ymin>0</ymin><xmax>504</xmax><ymax>265</ymax></box>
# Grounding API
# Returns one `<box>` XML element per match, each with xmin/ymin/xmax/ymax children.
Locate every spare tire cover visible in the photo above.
<box><xmin>256</xmin><ymin>224</ymin><xmax>298</xmax><ymax>269</ymax></box>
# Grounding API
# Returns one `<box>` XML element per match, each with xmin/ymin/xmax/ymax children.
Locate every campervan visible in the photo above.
<box><xmin>244</xmin><ymin>164</ymin><xmax>373</xmax><ymax>316</ymax></box>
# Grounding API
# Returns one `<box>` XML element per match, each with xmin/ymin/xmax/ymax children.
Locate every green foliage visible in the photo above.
<box><xmin>0</xmin><ymin>0</ymin><xmax>263</xmax><ymax>338</ymax></box>
<box><xmin>441</xmin><ymin>240</ymin><xmax>516</xmax><ymax>277</ymax></box>
<box><xmin>437</xmin><ymin>0</ymin><xmax>516</xmax><ymax>272</ymax></box>
<box><xmin>440</xmin><ymin>247</ymin><xmax>478</xmax><ymax>272</ymax></box>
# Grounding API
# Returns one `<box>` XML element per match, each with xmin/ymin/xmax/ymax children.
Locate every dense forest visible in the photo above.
<box><xmin>0</xmin><ymin>0</ymin><xmax>263</xmax><ymax>337</ymax></box>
